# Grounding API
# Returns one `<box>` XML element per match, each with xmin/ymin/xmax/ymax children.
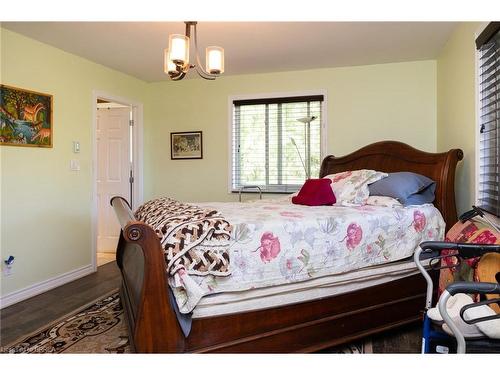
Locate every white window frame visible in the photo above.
<box><xmin>227</xmin><ymin>89</ymin><xmax>328</xmax><ymax>194</ymax></box>
<box><xmin>474</xmin><ymin>22</ymin><xmax>496</xmax><ymax>209</ymax></box>
<box><xmin>475</xmin><ymin>23</ymin><xmax>488</xmax><ymax>206</ymax></box>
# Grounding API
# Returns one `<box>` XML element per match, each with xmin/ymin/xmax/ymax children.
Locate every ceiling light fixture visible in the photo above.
<box><xmin>164</xmin><ymin>21</ymin><xmax>224</xmax><ymax>81</ymax></box>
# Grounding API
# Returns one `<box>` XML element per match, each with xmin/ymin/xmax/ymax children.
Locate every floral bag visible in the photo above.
<box><xmin>438</xmin><ymin>217</ymin><xmax>500</xmax><ymax>297</ymax></box>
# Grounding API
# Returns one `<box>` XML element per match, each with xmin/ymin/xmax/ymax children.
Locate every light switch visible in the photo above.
<box><xmin>73</xmin><ymin>141</ymin><xmax>80</xmax><ymax>153</ymax></box>
<box><xmin>70</xmin><ymin>159</ymin><xmax>81</xmax><ymax>171</ymax></box>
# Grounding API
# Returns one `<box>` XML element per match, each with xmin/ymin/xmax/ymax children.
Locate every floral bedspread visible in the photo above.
<box><xmin>169</xmin><ymin>198</ymin><xmax>445</xmax><ymax>313</ymax></box>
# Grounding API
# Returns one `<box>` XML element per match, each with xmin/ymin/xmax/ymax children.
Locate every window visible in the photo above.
<box><xmin>476</xmin><ymin>23</ymin><xmax>500</xmax><ymax>216</ymax></box>
<box><xmin>231</xmin><ymin>94</ymin><xmax>325</xmax><ymax>193</ymax></box>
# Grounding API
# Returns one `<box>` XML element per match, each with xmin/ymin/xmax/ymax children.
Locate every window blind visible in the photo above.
<box><xmin>477</xmin><ymin>23</ymin><xmax>500</xmax><ymax>216</ymax></box>
<box><xmin>231</xmin><ymin>95</ymin><xmax>324</xmax><ymax>193</ymax></box>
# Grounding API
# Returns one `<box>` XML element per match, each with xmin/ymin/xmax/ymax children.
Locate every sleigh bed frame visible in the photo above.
<box><xmin>111</xmin><ymin>141</ymin><xmax>463</xmax><ymax>353</ymax></box>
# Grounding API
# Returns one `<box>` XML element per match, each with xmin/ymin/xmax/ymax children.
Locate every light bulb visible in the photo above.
<box><xmin>206</xmin><ymin>46</ymin><xmax>224</xmax><ymax>75</ymax></box>
<box><xmin>168</xmin><ymin>34</ymin><xmax>189</xmax><ymax>65</ymax></box>
<box><xmin>164</xmin><ymin>49</ymin><xmax>177</xmax><ymax>74</ymax></box>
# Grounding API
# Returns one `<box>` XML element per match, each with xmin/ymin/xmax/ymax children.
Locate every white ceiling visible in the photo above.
<box><xmin>2</xmin><ymin>22</ymin><xmax>458</xmax><ymax>82</ymax></box>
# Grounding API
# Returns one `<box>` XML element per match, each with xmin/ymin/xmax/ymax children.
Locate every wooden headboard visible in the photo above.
<box><xmin>319</xmin><ymin>141</ymin><xmax>464</xmax><ymax>231</ymax></box>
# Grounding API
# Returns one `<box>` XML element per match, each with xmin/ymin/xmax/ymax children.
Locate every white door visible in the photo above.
<box><xmin>97</xmin><ymin>107</ymin><xmax>131</xmax><ymax>253</ymax></box>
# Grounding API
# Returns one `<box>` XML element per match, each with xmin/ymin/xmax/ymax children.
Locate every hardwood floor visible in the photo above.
<box><xmin>0</xmin><ymin>260</ymin><xmax>421</xmax><ymax>352</ymax></box>
<box><xmin>0</xmin><ymin>261</ymin><xmax>121</xmax><ymax>346</ymax></box>
<box><xmin>97</xmin><ymin>252</ymin><xmax>116</xmax><ymax>267</ymax></box>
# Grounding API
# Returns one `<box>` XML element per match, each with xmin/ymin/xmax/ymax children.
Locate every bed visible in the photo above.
<box><xmin>111</xmin><ymin>141</ymin><xmax>463</xmax><ymax>353</ymax></box>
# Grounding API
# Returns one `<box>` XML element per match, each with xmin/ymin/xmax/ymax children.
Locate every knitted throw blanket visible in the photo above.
<box><xmin>135</xmin><ymin>197</ymin><xmax>232</xmax><ymax>276</ymax></box>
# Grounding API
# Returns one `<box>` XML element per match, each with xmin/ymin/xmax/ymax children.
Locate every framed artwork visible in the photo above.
<box><xmin>171</xmin><ymin>131</ymin><xmax>203</xmax><ymax>160</ymax></box>
<box><xmin>0</xmin><ymin>84</ymin><xmax>53</xmax><ymax>148</ymax></box>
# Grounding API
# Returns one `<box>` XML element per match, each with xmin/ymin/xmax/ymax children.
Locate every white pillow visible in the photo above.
<box><xmin>366</xmin><ymin>195</ymin><xmax>402</xmax><ymax>208</ymax></box>
<box><xmin>324</xmin><ymin>170</ymin><xmax>388</xmax><ymax>206</ymax></box>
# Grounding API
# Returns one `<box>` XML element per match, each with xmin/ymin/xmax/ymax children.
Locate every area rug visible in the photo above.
<box><xmin>3</xmin><ymin>290</ymin><xmax>371</xmax><ymax>354</ymax></box>
<box><xmin>3</xmin><ymin>290</ymin><xmax>130</xmax><ymax>353</ymax></box>
<box><xmin>323</xmin><ymin>340</ymin><xmax>372</xmax><ymax>354</ymax></box>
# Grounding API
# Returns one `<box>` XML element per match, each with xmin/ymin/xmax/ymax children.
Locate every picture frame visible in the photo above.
<box><xmin>170</xmin><ymin>131</ymin><xmax>203</xmax><ymax>160</ymax></box>
<box><xmin>0</xmin><ymin>84</ymin><xmax>53</xmax><ymax>148</ymax></box>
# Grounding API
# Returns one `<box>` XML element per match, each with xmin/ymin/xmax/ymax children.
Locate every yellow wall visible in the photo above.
<box><xmin>436</xmin><ymin>22</ymin><xmax>482</xmax><ymax>216</ymax></box>
<box><xmin>146</xmin><ymin>60</ymin><xmax>437</xmax><ymax>202</ymax></box>
<box><xmin>0</xmin><ymin>29</ymin><xmax>150</xmax><ymax>296</ymax></box>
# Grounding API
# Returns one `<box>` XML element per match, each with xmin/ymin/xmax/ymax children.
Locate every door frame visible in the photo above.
<box><xmin>91</xmin><ymin>90</ymin><xmax>144</xmax><ymax>271</ymax></box>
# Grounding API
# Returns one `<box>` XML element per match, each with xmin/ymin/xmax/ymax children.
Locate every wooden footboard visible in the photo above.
<box><xmin>112</xmin><ymin>197</ymin><xmax>184</xmax><ymax>352</ymax></box>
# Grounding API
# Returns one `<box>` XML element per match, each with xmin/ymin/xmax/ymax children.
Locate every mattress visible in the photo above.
<box><xmin>192</xmin><ymin>258</ymin><xmax>425</xmax><ymax>318</ymax></box>
<box><xmin>169</xmin><ymin>198</ymin><xmax>445</xmax><ymax>313</ymax></box>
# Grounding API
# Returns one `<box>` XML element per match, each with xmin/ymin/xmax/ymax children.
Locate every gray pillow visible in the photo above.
<box><xmin>368</xmin><ymin>172</ymin><xmax>436</xmax><ymax>206</ymax></box>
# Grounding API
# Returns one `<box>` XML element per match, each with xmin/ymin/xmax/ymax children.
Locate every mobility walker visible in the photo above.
<box><xmin>414</xmin><ymin>241</ymin><xmax>500</xmax><ymax>353</ymax></box>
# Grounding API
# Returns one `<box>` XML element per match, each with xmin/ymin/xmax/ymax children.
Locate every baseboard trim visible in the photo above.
<box><xmin>0</xmin><ymin>264</ymin><xmax>95</xmax><ymax>309</ymax></box>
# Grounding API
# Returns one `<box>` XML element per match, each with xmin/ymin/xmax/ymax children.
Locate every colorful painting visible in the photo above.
<box><xmin>0</xmin><ymin>84</ymin><xmax>53</xmax><ymax>147</ymax></box>
<box><xmin>171</xmin><ymin>131</ymin><xmax>203</xmax><ymax>159</ymax></box>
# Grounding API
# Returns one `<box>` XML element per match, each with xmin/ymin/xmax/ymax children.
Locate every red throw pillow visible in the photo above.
<box><xmin>292</xmin><ymin>178</ymin><xmax>336</xmax><ymax>206</ymax></box>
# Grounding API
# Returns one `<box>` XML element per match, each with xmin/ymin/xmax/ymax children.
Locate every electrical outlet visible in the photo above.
<box><xmin>3</xmin><ymin>255</ymin><xmax>15</xmax><ymax>277</ymax></box>
<box><xmin>3</xmin><ymin>266</ymin><xmax>13</xmax><ymax>277</ymax></box>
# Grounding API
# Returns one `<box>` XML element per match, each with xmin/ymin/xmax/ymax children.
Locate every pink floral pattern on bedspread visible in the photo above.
<box><xmin>169</xmin><ymin>198</ymin><xmax>445</xmax><ymax>313</ymax></box>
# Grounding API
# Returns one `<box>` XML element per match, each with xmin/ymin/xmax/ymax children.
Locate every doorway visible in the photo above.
<box><xmin>92</xmin><ymin>92</ymin><xmax>143</xmax><ymax>269</ymax></box>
